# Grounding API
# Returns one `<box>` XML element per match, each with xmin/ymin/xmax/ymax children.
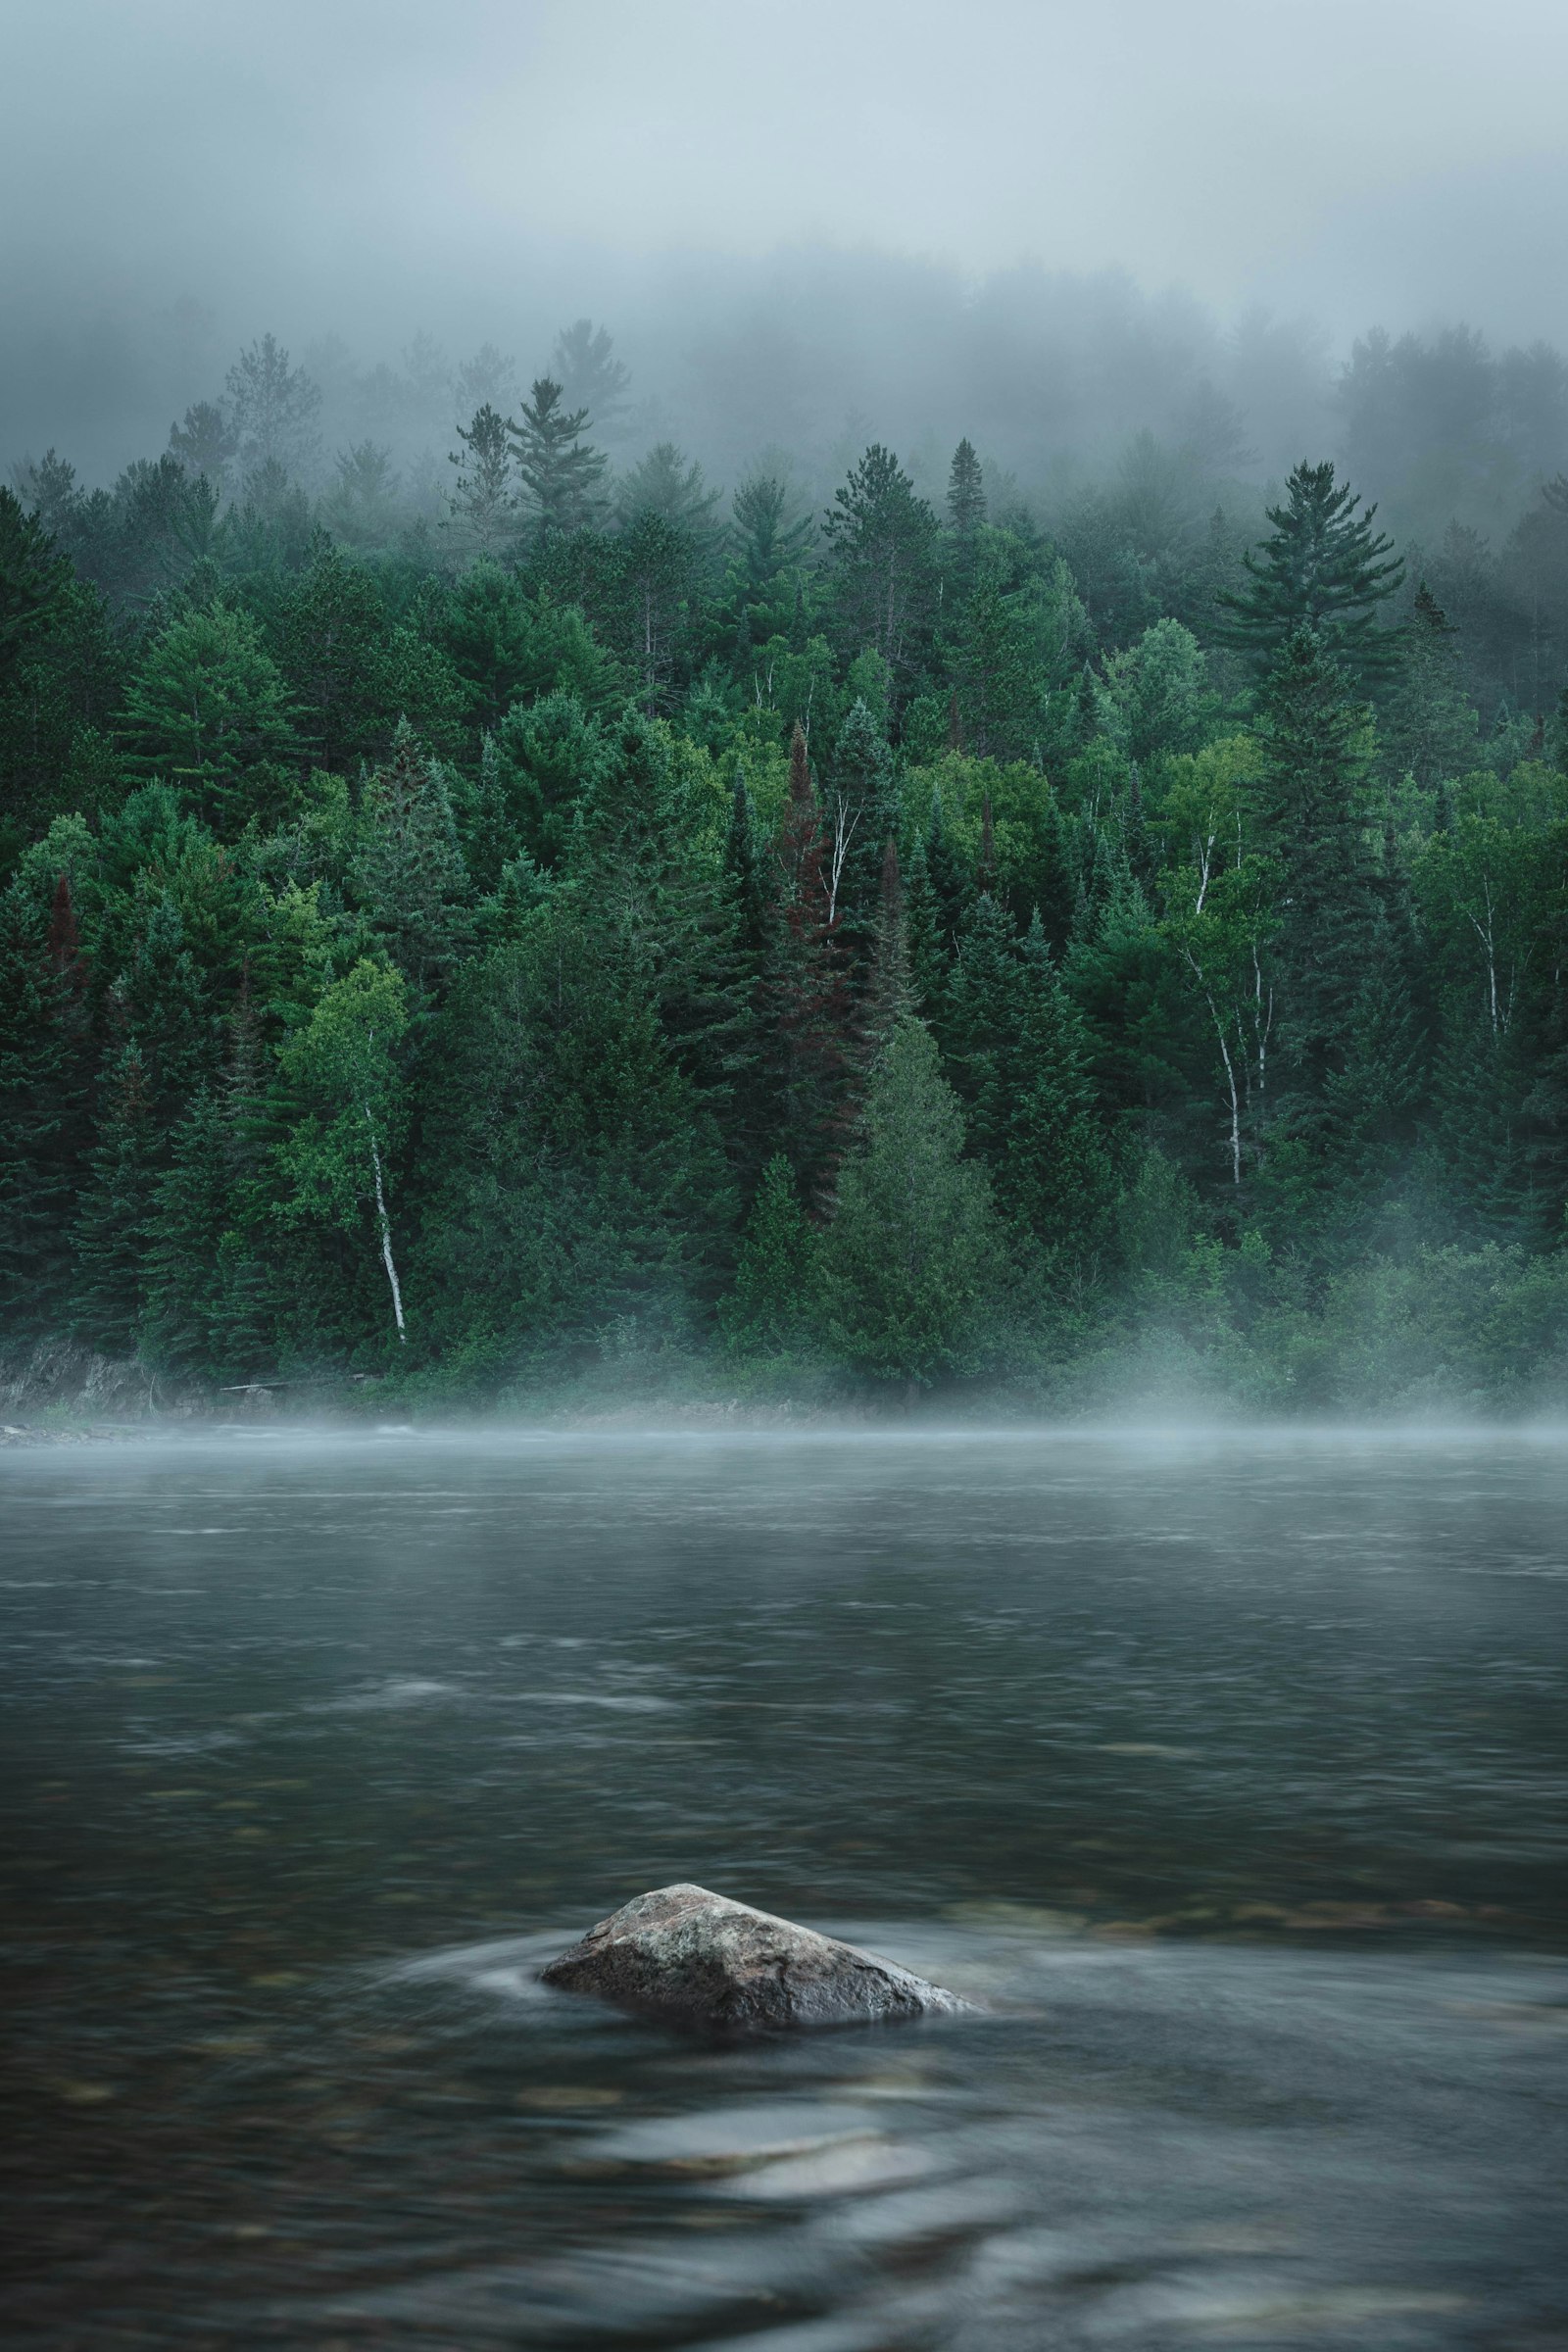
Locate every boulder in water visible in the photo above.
<box><xmin>540</xmin><ymin>1882</ymin><xmax>968</xmax><ymax>2033</ymax></box>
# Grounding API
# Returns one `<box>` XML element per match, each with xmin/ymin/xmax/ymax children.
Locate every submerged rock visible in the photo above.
<box><xmin>540</xmin><ymin>1882</ymin><xmax>969</xmax><ymax>2033</ymax></box>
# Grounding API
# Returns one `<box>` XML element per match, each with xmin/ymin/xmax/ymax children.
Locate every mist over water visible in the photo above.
<box><xmin>3</xmin><ymin>1428</ymin><xmax>1565</xmax><ymax>2346</ymax></box>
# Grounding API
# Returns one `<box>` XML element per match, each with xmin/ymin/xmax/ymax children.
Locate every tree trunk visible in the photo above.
<box><xmin>365</xmin><ymin>1107</ymin><xmax>406</xmax><ymax>1344</ymax></box>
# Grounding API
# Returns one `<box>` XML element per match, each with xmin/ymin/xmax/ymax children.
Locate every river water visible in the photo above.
<box><xmin>2</xmin><ymin>1427</ymin><xmax>1566</xmax><ymax>2349</ymax></box>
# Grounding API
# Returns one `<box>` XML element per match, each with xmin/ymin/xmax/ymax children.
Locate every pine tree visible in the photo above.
<box><xmin>947</xmin><ymin>438</ymin><xmax>987</xmax><ymax>540</ymax></box>
<box><xmin>761</xmin><ymin>722</ymin><xmax>853</xmax><ymax>1201</ymax></box>
<box><xmin>72</xmin><ymin>1041</ymin><xmax>160</xmax><ymax>1354</ymax></box>
<box><xmin>821</xmin><ymin>445</ymin><xmax>939</xmax><ymax>702</ymax></box>
<box><xmin>860</xmin><ymin>838</ymin><xmax>916</xmax><ymax>1062</ymax></box>
<box><xmin>1001</xmin><ymin>913</ymin><xmax>1115</xmax><ymax>1257</ymax></box>
<box><xmin>551</xmin><ymin>318</ymin><xmax>631</xmax><ymax>438</ymax></box>
<box><xmin>1251</xmin><ymin>628</ymin><xmax>1383</xmax><ymax>1107</ymax></box>
<box><xmin>353</xmin><ymin>723</ymin><xmax>471</xmax><ymax>1002</ymax></box>
<box><xmin>1217</xmin><ymin>460</ymin><xmax>1404</xmax><ymax>681</ymax></box>
<box><xmin>815</xmin><ymin>1017</ymin><xmax>1008</xmax><ymax>1388</ymax></box>
<box><xmin>718</xmin><ymin>1153</ymin><xmax>817</xmax><ymax>1355</ymax></box>
<box><xmin>224</xmin><ymin>334</ymin><xmax>321</xmax><ymax>479</ymax></box>
<box><xmin>509</xmin><ymin>377</ymin><xmax>608</xmax><ymax>538</ymax></box>
<box><xmin>1381</xmin><ymin>582</ymin><xmax>1480</xmax><ymax>796</ymax></box>
<box><xmin>826</xmin><ymin>695</ymin><xmax>898</xmax><ymax>936</ymax></box>
<box><xmin>447</xmin><ymin>403</ymin><xmax>516</xmax><ymax>555</ymax></box>
<box><xmin>139</xmin><ymin>1087</ymin><xmax>229</xmax><ymax>1381</ymax></box>
<box><xmin>729</xmin><ymin>474</ymin><xmax>814</xmax><ymax>623</ymax></box>
<box><xmin>0</xmin><ymin>870</ymin><xmax>94</xmax><ymax>1333</ymax></box>
<box><xmin>123</xmin><ymin>602</ymin><xmax>296</xmax><ymax>826</ymax></box>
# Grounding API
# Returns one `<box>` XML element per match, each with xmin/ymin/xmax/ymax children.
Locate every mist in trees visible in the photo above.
<box><xmin>5</xmin><ymin>278</ymin><xmax>1568</xmax><ymax>1413</ymax></box>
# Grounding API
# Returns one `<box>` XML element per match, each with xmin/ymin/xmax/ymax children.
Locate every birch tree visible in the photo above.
<box><xmin>276</xmin><ymin>959</ymin><xmax>411</xmax><ymax>1344</ymax></box>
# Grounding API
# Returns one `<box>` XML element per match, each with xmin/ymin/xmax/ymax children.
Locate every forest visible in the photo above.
<box><xmin>3</xmin><ymin>310</ymin><xmax>1568</xmax><ymax>1415</ymax></box>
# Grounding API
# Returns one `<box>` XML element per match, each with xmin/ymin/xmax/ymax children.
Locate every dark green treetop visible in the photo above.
<box><xmin>1217</xmin><ymin>460</ymin><xmax>1403</xmax><ymax>681</ymax></box>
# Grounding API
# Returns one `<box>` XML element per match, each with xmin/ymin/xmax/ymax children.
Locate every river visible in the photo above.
<box><xmin>2</xmin><ymin>1427</ymin><xmax>1565</xmax><ymax>2348</ymax></box>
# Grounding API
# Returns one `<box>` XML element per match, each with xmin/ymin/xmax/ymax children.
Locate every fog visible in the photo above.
<box><xmin>8</xmin><ymin>0</ymin><xmax>1568</xmax><ymax>484</ymax></box>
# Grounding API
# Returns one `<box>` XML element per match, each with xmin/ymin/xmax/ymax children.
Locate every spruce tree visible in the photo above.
<box><xmin>947</xmin><ymin>438</ymin><xmax>987</xmax><ymax>541</ymax></box>
<box><xmin>821</xmin><ymin>445</ymin><xmax>939</xmax><ymax>702</ymax></box>
<box><xmin>0</xmin><ymin>871</ymin><xmax>94</xmax><ymax>1333</ymax></box>
<box><xmin>72</xmin><ymin>1041</ymin><xmax>160</xmax><ymax>1354</ymax></box>
<box><xmin>509</xmin><ymin>377</ymin><xmax>608</xmax><ymax>538</ymax></box>
<box><xmin>760</xmin><ymin>722</ymin><xmax>853</xmax><ymax>1201</ymax></box>
<box><xmin>815</xmin><ymin>1017</ymin><xmax>1008</xmax><ymax>1389</ymax></box>
<box><xmin>718</xmin><ymin>1153</ymin><xmax>817</xmax><ymax>1356</ymax></box>
<box><xmin>1217</xmin><ymin>460</ymin><xmax>1403</xmax><ymax>682</ymax></box>
<box><xmin>1251</xmin><ymin>628</ymin><xmax>1383</xmax><ymax>1107</ymax></box>
<box><xmin>1381</xmin><ymin>582</ymin><xmax>1480</xmax><ymax>796</ymax></box>
<box><xmin>353</xmin><ymin>723</ymin><xmax>471</xmax><ymax>1003</ymax></box>
<box><xmin>860</xmin><ymin>838</ymin><xmax>916</xmax><ymax>1062</ymax></box>
<box><xmin>447</xmin><ymin>403</ymin><xmax>516</xmax><ymax>556</ymax></box>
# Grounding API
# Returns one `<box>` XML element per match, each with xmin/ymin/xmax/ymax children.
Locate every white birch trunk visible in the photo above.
<box><xmin>365</xmin><ymin>1106</ymin><xmax>406</xmax><ymax>1344</ymax></box>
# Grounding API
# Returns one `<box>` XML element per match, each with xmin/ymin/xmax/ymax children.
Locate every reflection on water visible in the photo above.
<box><xmin>1</xmin><ymin>1429</ymin><xmax>1565</xmax><ymax>2347</ymax></box>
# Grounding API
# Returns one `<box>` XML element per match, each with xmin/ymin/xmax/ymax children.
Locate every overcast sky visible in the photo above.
<box><xmin>5</xmin><ymin>0</ymin><xmax>1564</xmax><ymax>330</ymax></box>
<box><xmin>5</xmin><ymin>0</ymin><xmax>1567</xmax><ymax>481</ymax></box>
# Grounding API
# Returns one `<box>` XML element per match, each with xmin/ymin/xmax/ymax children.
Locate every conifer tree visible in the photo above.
<box><xmin>1381</xmin><ymin>583</ymin><xmax>1480</xmax><ymax>795</ymax></box>
<box><xmin>719</xmin><ymin>1152</ymin><xmax>817</xmax><ymax>1356</ymax></box>
<box><xmin>353</xmin><ymin>723</ymin><xmax>471</xmax><ymax>1003</ymax></box>
<box><xmin>815</xmin><ymin>1017</ymin><xmax>1008</xmax><ymax>1388</ymax></box>
<box><xmin>761</xmin><ymin>722</ymin><xmax>853</xmax><ymax>1200</ymax></box>
<box><xmin>860</xmin><ymin>838</ymin><xmax>916</xmax><ymax>1062</ymax></box>
<box><xmin>1217</xmin><ymin>460</ymin><xmax>1403</xmax><ymax>681</ymax></box>
<box><xmin>821</xmin><ymin>444</ymin><xmax>939</xmax><ymax>702</ymax></box>
<box><xmin>1251</xmin><ymin>628</ymin><xmax>1383</xmax><ymax>1106</ymax></box>
<box><xmin>509</xmin><ymin>377</ymin><xmax>608</xmax><ymax>538</ymax></box>
<box><xmin>123</xmin><ymin>602</ymin><xmax>296</xmax><ymax>825</ymax></box>
<box><xmin>72</xmin><ymin>1041</ymin><xmax>159</xmax><ymax>1353</ymax></box>
<box><xmin>447</xmin><ymin>403</ymin><xmax>516</xmax><ymax>555</ymax></box>
<box><xmin>0</xmin><ymin>870</ymin><xmax>94</xmax><ymax>1331</ymax></box>
<box><xmin>947</xmin><ymin>438</ymin><xmax>987</xmax><ymax>541</ymax></box>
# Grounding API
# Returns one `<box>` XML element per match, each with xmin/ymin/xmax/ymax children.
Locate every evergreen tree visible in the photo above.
<box><xmin>224</xmin><ymin>333</ymin><xmax>321</xmax><ymax>478</ymax></box>
<box><xmin>826</xmin><ymin>695</ymin><xmax>898</xmax><ymax>935</ymax></box>
<box><xmin>0</xmin><ymin>870</ymin><xmax>94</xmax><ymax>1333</ymax></box>
<box><xmin>352</xmin><ymin>723</ymin><xmax>471</xmax><ymax>1003</ymax></box>
<box><xmin>947</xmin><ymin>438</ymin><xmax>987</xmax><ymax>541</ymax></box>
<box><xmin>447</xmin><ymin>403</ymin><xmax>516</xmax><ymax>555</ymax></box>
<box><xmin>761</xmin><ymin>722</ymin><xmax>853</xmax><ymax>1200</ymax></box>
<box><xmin>1381</xmin><ymin>583</ymin><xmax>1480</xmax><ymax>797</ymax></box>
<box><xmin>729</xmin><ymin>474</ymin><xmax>814</xmax><ymax>622</ymax></box>
<box><xmin>551</xmin><ymin>318</ymin><xmax>631</xmax><ymax>439</ymax></box>
<box><xmin>614</xmin><ymin>442</ymin><xmax>723</xmax><ymax>553</ymax></box>
<box><xmin>1251</xmin><ymin>628</ymin><xmax>1383</xmax><ymax>1109</ymax></box>
<box><xmin>72</xmin><ymin>1041</ymin><xmax>160</xmax><ymax>1354</ymax></box>
<box><xmin>821</xmin><ymin>444</ymin><xmax>939</xmax><ymax>704</ymax></box>
<box><xmin>1000</xmin><ymin>913</ymin><xmax>1115</xmax><ymax>1256</ymax></box>
<box><xmin>815</xmin><ymin>1017</ymin><xmax>1008</xmax><ymax>1388</ymax></box>
<box><xmin>123</xmin><ymin>602</ymin><xmax>296</xmax><ymax>825</ymax></box>
<box><xmin>719</xmin><ymin>1153</ymin><xmax>817</xmax><ymax>1356</ymax></box>
<box><xmin>509</xmin><ymin>377</ymin><xmax>609</xmax><ymax>537</ymax></box>
<box><xmin>860</xmin><ymin>838</ymin><xmax>916</xmax><ymax>1060</ymax></box>
<box><xmin>1217</xmin><ymin>460</ymin><xmax>1404</xmax><ymax>681</ymax></box>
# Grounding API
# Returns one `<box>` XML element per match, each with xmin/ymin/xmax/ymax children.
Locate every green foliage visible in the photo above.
<box><xmin>124</xmin><ymin>601</ymin><xmax>296</xmax><ymax>822</ymax></box>
<box><xmin>8</xmin><ymin>370</ymin><xmax>1568</xmax><ymax>1412</ymax></box>
<box><xmin>815</xmin><ymin>1019</ymin><xmax>1010</xmax><ymax>1386</ymax></box>
<box><xmin>719</xmin><ymin>1154</ymin><xmax>817</xmax><ymax>1356</ymax></box>
<box><xmin>1216</xmin><ymin>460</ymin><xmax>1403</xmax><ymax>681</ymax></box>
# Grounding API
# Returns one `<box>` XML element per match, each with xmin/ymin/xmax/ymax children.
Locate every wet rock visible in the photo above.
<box><xmin>540</xmin><ymin>1882</ymin><xmax>969</xmax><ymax>2033</ymax></box>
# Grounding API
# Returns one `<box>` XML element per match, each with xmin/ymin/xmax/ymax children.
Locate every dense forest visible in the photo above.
<box><xmin>4</xmin><ymin>311</ymin><xmax>1568</xmax><ymax>1414</ymax></box>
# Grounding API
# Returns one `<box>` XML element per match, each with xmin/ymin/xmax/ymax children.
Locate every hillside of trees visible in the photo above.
<box><xmin>4</xmin><ymin>317</ymin><xmax>1568</xmax><ymax>1416</ymax></box>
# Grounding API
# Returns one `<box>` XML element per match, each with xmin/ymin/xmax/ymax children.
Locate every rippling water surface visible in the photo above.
<box><xmin>2</xmin><ymin>1427</ymin><xmax>1566</xmax><ymax>2349</ymax></box>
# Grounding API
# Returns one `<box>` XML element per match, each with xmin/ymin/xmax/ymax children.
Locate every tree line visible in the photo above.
<box><xmin>3</xmin><ymin>323</ymin><xmax>1567</xmax><ymax>1411</ymax></box>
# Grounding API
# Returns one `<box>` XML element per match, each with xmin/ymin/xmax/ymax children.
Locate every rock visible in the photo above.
<box><xmin>540</xmin><ymin>1882</ymin><xmax>969</xmax><ymax>2033</ymax></box>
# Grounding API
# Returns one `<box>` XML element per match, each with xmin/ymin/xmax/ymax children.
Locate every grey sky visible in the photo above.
<box><xmin>6</xmin><ymin>0</ymin><xmax>1565</xmax><ymax>331</ymax></box>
